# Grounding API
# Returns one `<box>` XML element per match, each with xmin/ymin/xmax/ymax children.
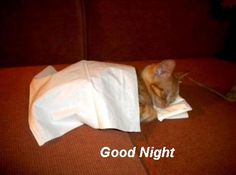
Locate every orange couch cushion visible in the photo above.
<box><xmin>1</xmin><ymin>58</ymin><xmax>235</xmax><ymax>174</ymax></box>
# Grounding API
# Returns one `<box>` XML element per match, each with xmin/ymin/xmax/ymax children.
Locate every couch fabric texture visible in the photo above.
<box><xmin>1</xmin><ymin>59</ymin><xmax>236</xmax><ymax>174</ymax></box>
<box><xmin>0</xmin><ymin>0</ymin><xmax>230</xmax><ymax>66</ymax></box>
<box><xmin>0</xmin><ymin>0</ymin><xmax>236</xmax><ymax>174</ymax></box>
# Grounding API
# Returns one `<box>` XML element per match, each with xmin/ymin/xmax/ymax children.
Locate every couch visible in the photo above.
<box><xmin>1</xmin><ymin>0</ymin><xmax>235</xmax><ymax>174</ymax></box>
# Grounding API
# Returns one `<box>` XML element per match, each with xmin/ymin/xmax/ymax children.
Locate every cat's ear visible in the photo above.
<box><xmin>156</xmin><ymin>60</ymin><xmax>176</xmax><ymax>79</ymax></box>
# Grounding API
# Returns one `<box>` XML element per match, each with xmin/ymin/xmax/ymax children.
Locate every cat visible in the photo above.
<box><xmin>138</xmin><ymin>60</ymin><xmax>181</xmax><ymax>122</ymax></box>
<box><xmin>138</xmin><ymin>59</ymin><xmax>236</xmax><ymax>122</ymax></box>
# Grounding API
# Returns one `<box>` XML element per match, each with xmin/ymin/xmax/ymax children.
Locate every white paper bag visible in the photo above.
<box><xmin>29</xmin><ymin>60</ymin><xmax>140</xmax><ymax>146</ymax></box>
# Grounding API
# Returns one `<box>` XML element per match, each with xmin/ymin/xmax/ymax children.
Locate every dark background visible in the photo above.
<box><xmin>0</xmin><ymin>0</ymin><xmax>235</xmax><ymax>67</ymax></box>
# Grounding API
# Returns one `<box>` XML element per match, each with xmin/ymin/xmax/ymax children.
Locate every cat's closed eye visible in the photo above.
<box><xmin>150</xmin><ymin>84</ymin><xmax>163</xmax><ymax>97</ymax></box>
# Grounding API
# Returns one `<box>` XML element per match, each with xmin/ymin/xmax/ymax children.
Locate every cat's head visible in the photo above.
<box><xmin>150</xmin><ymin>60</ymin><xmax>182</xmax><ymax>107</ymax></box>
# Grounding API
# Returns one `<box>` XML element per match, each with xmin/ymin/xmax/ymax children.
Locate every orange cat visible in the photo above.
<box><xmin>138</xmin><ymin>60</ymin><xmax>180</xmax><ymax>122</ymax></box>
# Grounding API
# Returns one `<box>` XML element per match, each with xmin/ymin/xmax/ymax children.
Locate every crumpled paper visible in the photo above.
<box><xmin>155</xmin><ymin>96</ymin><xmax>192</xmax><ymax>122</ymax></box>
<box><xmin>28</xmin><ymin>60</ymin><xmax>140</xmax><ymax>146</ymax></box>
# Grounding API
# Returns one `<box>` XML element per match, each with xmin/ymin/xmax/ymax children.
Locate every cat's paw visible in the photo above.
<box><xmin>140</xmin><ymin>105</ymin><xmax>157</xmax><ymax>122</ymax></box>
<box><xmin>152</xmin><ymin>97</ymin><xmax>167</xmax><ymax>108</ymax></box>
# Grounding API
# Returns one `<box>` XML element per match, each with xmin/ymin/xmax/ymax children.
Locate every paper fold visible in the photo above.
<box><xmin>155</xmin><ymin>96</ymin><xmax>192</xmax><ymax>122</ymax></box>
